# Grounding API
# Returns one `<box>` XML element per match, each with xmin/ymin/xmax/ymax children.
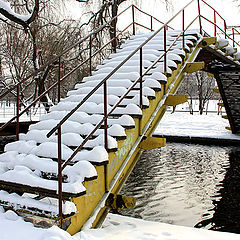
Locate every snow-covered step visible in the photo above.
<box><xmin>63</xmin><ymin>93</ymin><xmax>150</xmax><ymax>108</ymax></box>
<box><xmin>74</xmin><ymin>78</ymin><xmax>161</xmax><ymax>92</ymax></box>
<box><xmin>104</xmin><ymin>52</ymin><xmax>182</xmax><ymax>65</ymax></box>
<box><xmin>96</xmin><ymin>59</ymin><xmax>151</xmax><ymax>70</ymax></box>
<box><xmin>108</xmin><ymin>48</ymin><xmax>186</xmax><ymax>60</ymax></box>
<box><xmin>96</xmin><ymin>58</ymin><xmax>178</xmax><ymax>72</ymax></box>
<box><xmin>116</xmin><ymin>42</ymin><xmax>190</xmax><ymax>53</ymax></box>
<box><xmin>103</xmin><ymin>53</ymin><xmax>159</xmax><ymax>63</ymax></box>
<box><xmin>62</xmin><ymin>93</ymin><xmax>120</xmax><ymax>106</ymax></box>
<box><xmin>129</xmin><ymin>29</ymin><xmax>201</xmax><ymax>40</ymax></box>
<box><xmin>0</xmin><ymin>158</ymin><xmax>95</xmax><ymax>198</ymax></box>
<box><xmin>28</xmin><ymin>119</ymin><xmax>127</xmax><ymax>140</ymax></box>
<box><xmin>92</xmin><ymin>65</ymin><xmax>150</xmax><ymax>75</ymax></box>
<box><xmin>20</xmin><ymin>130</ymin><xmax>118</xmax><ymax>151</ymax></box>
<box><xmin>40</xmin><ymin>111</ymin><xmax>135</xmax><ymax>129</ymax></box>
<box><xmin>49</xmin><ymin>102</ymin><xmax>142</xmax><ymax>118</ymax></box>
<box><xmin>120</xmin><ymin>39</ymin><xmax>194</xmax><ymax>50</ymax></box>
<box><xmin>82</xmin><ymin>72</ymin><xmax>140</xmax><ymax>82</ymax></box>
<box><xmin>81</xmin><ymin>70</ymin><xmax>167</xmax><ymax>85</ymax></box>
<box><xmin>0</xmin><ymin>190</ymin><xmax>77</xmax><ymax>218</ymax></box>
<box><xmin>125</xmin><ymin>34</ymin><xmax>198</xmax><ymax>44</ymax></box>
<box><xmin>4</xmin><ymin>141</ymin><xmax>109</xmax><ymax>165</ymax></box>
<box><xmin>0</xmin><ymin>151</ymin><xmax>97</xmax><ymax>181</ymax></box>
<box><xmin>67</xmin><ymin>86</ymin><xmax>155</xmax><ymax>100</ymax></box>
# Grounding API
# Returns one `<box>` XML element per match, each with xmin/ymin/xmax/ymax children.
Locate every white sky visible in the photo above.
<box><xmin>69</xmin><ymin>0</ymin><xmax>240</xmax><ymax>26</ymax></box>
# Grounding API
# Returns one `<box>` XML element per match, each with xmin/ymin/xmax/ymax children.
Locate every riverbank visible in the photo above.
<box><xmin>154</xmin><ymin>112</ymin><xmax>240</xmax><ymax>145</ymax></box>
<box><xmin>1</xmin><ymin>210</ymin><xmax>240</xmax><ymax>240</ymax></box>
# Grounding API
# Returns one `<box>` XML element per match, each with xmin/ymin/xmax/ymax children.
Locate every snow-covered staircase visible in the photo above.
<box><xmin>0</xmin><ymin>28</ymin><xmax>204</xmax><ymax>232</ymax></box>
<box><xmin>2</xmin><ymin>18</ymin><xmax>240</xmax><ymax>233</ymax></box>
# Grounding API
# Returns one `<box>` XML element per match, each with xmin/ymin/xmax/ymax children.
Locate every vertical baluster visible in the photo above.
<box><xmin>139</xmin><ymin>47</ymin><xmax>143</xmax><ymax>136</ymax></box>
<box><xmin>164</xmin><ymin>26</ymin><xmax>167</xmax><ymax>77</ymax></box>
<box><xmin>140</xmin><ymin>47</ymin><xmax>143</xmax><ymax>108</ymax></box>
<box><xmin>151</xmin><ymin>16</ymin><xmax>153</xmax><ymax>31</ymax></box>
<box><xmin>182</xmin><ymin>9</ymin><xmax>185</xmax><ymax>51</ymax></box>
<box><xmin>197</xmin><ymin>0</ymin><xmax>202</xmax><ymax>35</ymax></box>
<box><xmin>89</xmin><ymin>35</ymin><xmax>92</xmax><ymax>75</ymax></box>
<box><xmin>232</xmin><ymin>28</ymin><xmax>235</xmax><ymax>47</ymax></box>
<box><xmin>16</xmin><ymin>85</ymin><xmax>20</xmax><ymax>140</ymax></box>
<box><xmin>224</xmin><ymin>20</ymin><xmax>227</xmax><ymax>39</ymax></box>
<box><xmin>58</xmin><ymin>57</ymin><xmax>61</xmax><ymax>103</ymax></box>
<box><xmin>214</xmin><ymin>11</ymin><xmax>217</xmax><ymax>37</ymax></box>
<box><xmin>104</xmin><ymin>80</ymin><xmax>108</xmax><ymax>192</ymax></box>
<box><xmin>58</xmin><ymin>126</ymin><xmax>63</xmax><ymax>228</ymax></box>
<box><xmin>132</xmin><ymin>5</ymin><xmax>135</xmax><ymax>35</ymax></box>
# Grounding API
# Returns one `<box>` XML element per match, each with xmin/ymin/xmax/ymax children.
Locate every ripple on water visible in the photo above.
<box><xmin>120</xmin><ymin>143</ymin><xmax>240</xmax><ymax>233</ymax></box>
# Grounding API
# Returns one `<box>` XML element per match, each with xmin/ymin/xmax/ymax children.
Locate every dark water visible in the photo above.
<box><xmin>119</xmin><ymin>143</ymin><xmax>240</xmax><ymax>234</ymax></box>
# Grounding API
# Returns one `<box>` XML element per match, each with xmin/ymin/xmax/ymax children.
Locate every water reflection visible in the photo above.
<box><xmin>120</xmin><ymin>143</ymin><xmax>239</xmax><ymax>232</ymax></box>
<box><xmin>195</xmin><ymin>148</ymin><xmax>240</xmax><ymax>233</ymax></box>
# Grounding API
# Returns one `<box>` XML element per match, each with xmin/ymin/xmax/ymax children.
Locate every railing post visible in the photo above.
<box><xmin>139</xmin><ymin>47</ymin><xmax>143</xmax><ymax>109</ymax></box>
<box><xmin>113</xmin><ymin>20</ymin><xmax>117</xmax><ymax>53</ymax></box>
<box><xmin>224</xmin><ymin>20</ymin><xmax>227</xmax><ymax>39</ymax></box>
<box><xmin>197</xmin><ymin>0</ymin><xmax>202</xmax><ymax>35</ymax></box>
<box><xmin>232</xmin><ymin>28</ymin><xmax>235</xmax><ymax>47</ymax></box>
<box><xmin>182</xmin><ymin>9</ymin><xmax>185</xmax><ymax>51</ymax></box>
<box><xmin>58</xmin><ymin>126</ymin><xmax>63</xmax><ymax>228</ymax></box>
<box><xmin>150</xmin><ymin>16</ymin><xmax>153</xmax><ymax>31</ymax></box>
<box><xmin>58</xmin><ymin>57</ymin><xmax>61</xmax><ymax>103</ymax></box>
<box><xmin>16</xmin><ymin>85</ymin><xmax>20</xmax><ymax>140</ymax></box>
<box><xmin>132</xmin><ymin>5</ymin><xmax>136</xmax><ymax>35</ymax></box>
<box><xmin>139</xmin><ymin>47</ymin><xmax>143</xmax><ymax>136</ymax></box>
<box><xmin>164</xmin><ymin>26</ymin><xmax>167</xmax><ymax>94</ymax></box>
<box><xmin>164</xmin><ymin>26</ymin><xmax>167</xmax><ymax>77</ymax></box>
<box><xmin>214</xmin><ymin>11</ymin><xmax>217</xmax><ymax>37</ymax></box>
<box><xmin>89</xmin><ymin>35</ymin><xmax>92</xmax><ymax>75</ymax></box>
<box><xmin>104</xmin><ymin>80</ymin><xmax>108</xmax><ymax>192</ymax></box>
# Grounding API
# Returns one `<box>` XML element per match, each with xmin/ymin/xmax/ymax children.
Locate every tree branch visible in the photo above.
<box><xmin>0</xmin><ymin>0</ymin><xmax>39</xmax><ymax>29</ymax></box>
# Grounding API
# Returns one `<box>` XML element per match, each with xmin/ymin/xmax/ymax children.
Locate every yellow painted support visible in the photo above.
<box><xmin>199</xmin><ymin>37</ymin><xmax>217</xmax><ymax>47</ymax></box>
<box><xmin>225</xmin><ymin>126</ymin><xmax>231</xmax><ymax>131</ymax></box>
<box><xmin>208</xmin><ymin>72</ymin><xmax>215</xmax><ymax>78</ymax></box>
<box><xmin>218</xmin><ymin>102</ymin><xmax>224</xmax><ymax>107</ymax></box>
<box><xmin>213</xmin><ymin>88</ymin><xmax>219</xmax><ymax>93</ymax></box>
<box><xmin>184</xmin><ymin>62</ymin><xmax>205</xmax><ymax>73</ymax></box>
<box><xmin>139</xmin><ymin>137</ymin><xmax>166</xmax><ymax>150</ymax></box>
<box><xmin>164</xmin><ymin>94</ymin><xmax>188</xmax><ymax>106</ymax></box>
<box><xmin>105</xmin><ymin>193</ymin><xmax>136</xmax><ymax>210</ymax></box>
<box><xmin>222</xmin><ymin>115</ymin><xmax>228</xmax><ymax>119</ymax></box>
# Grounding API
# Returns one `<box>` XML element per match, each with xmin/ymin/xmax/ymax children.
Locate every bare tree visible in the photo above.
<box><xmin>177</xmin><ymin>71</ymin><xmax>217</xmax><ymax>114</ymax></box>
<box><xmin>0</xmin><ymin>0</ymin><xmax>87</xmax><ymax>111</ymax></box>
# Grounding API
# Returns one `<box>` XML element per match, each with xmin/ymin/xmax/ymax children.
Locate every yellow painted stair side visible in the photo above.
<box><xmin>139</xmin><ymin>137</ymin><xmax>166</xmax><ymax>150</ymax></box>
<box><xmin>164</xmin><ymin>94</ymin><xmax>188</xmax><ymax>106</ymax></box>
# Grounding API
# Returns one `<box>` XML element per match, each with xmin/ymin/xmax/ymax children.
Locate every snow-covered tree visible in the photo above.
<box><xmin>0</xmin><ymin>0</ymin><xmax>86</xmax><ymax>110</ymax></box>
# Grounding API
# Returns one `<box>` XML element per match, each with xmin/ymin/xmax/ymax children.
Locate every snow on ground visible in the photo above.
<box><xmin>1</xmin><ymin>210</ymin><xmax>240</xmax><ymax>240</ymax></box>
<box><xmin>155</xmin><ymin>111</ymin><xmax>240</xmax><ymax>140</ymax></box>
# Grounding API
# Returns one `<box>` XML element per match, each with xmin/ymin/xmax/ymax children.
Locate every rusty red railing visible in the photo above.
<box><xmin>1</xmin><ymin>0</ymin><xmax>240</xmax><ymax>227</ymax></box>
